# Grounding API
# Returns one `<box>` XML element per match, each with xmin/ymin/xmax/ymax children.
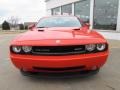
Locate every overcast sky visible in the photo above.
<box><xmin>0</xmin><ymin>0</ymin><xmax>46</xmax><ymax>24</ymax></box>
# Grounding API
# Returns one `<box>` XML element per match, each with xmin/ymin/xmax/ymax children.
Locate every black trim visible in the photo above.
<box><xmin>20</xmin><ymin>69</ymin><xmax>100</xmax><ymax>78</ymax></box>
<box><xmin>32</xmin><ymin>45</ymin><xmax>86</xmax><ymax>56</ymax></box>
<box><xmin>33</xmin><ymin>66</ymin><xmax>85</xmax><ymax>71</ymax></box>
<box><xmin>10</xmin><ymin>43</ymin><xmax>108</xmax><ymax>56</ymax></box>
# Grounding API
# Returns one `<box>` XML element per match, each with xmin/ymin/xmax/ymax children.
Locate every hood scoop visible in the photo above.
<box><xmin>72</xmin><ymin>28</ymin><xmax>81</xmax><ymax>31</ymax></box>
<box><xmin>38</xmin><ymin>29</ymin><xmax>44</xmax><ymax>32</ymax></box>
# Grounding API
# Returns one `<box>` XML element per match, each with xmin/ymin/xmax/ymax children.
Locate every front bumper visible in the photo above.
<box><xmin>20</xmin><ymin>69</ymin><xmax>100</xmax><ymax>78</ymax></box>
<box><xmin>10</xmin><ymin>51</ymin><xmax>108</xmax><ymax>72</ymax></box>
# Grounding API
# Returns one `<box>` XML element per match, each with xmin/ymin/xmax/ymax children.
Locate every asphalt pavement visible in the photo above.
<box><xmin>0</xmin><ymin>33</ymin><xmax>120</xmax><ymax>90</ymax></box>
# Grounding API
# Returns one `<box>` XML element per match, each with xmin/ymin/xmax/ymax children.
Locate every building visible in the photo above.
<box><xmin>45</xmin><ymin>0</ymin><xmax>120</xmax><ymax>31</ymax></box>
<box><xmin>0</xmin><ymin>24</ymin><xmax>2</xmax><ymax>30</ymax></box>
<box><xmin>24</xmin><ymin>22</ymin><xmax>37</xmax><ymax>29</ymax></box>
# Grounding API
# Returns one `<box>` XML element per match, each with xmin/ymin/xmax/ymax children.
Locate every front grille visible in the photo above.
<box><xmin>33</xmin><ymin>66</ymin><xmax>85</xmax><ymax>72</ymax></box>
<box><xmin>32</xmin><ymin>45</ymin><xmax>86</xmax><ymax>55</ymax></box>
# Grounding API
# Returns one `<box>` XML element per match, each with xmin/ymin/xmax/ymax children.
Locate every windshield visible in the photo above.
<box><xmin>36</xmin><ymin>16</ymin><xmax>82</xmax><ymax>28</ymax></box>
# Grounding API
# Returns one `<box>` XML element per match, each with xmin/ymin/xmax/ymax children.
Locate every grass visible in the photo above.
<box><xmin>0</xmin><ymin>30</ymin><xmax>27</xmax><ymax>34</ymax></box>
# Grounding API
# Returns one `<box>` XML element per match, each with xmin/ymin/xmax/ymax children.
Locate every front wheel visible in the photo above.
<box><xmin>91</xmin><ymin>68</ymin><xmax>100</xmax><ymax>75</ymax></box>
<box><xmin>20</xmin><ymin>69</ymin><xmax>36</xmax><ymax>76</ymax></box>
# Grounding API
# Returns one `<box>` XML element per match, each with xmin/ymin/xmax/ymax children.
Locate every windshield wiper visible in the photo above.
<box><xmin>37</xmin><ymin>27</ymin><xmax>48</xmax><ymax>28</ymax></box>
<box><xmin>38</xmin><ymin>30</ymin><xmax>44</xmax><ymax>32</ymax></box>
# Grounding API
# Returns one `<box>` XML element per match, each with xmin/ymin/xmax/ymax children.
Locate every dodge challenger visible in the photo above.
<box><xmin>10</xmin><ymin>16</ymin><xmax>109</xmax><ymax>77</ymax></box>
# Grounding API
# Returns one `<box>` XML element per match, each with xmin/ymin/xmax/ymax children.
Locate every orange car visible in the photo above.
<box><xmin>10</xmin><ymin>16</ymin><xmax>109</xmax><ymax>77</ymax></box>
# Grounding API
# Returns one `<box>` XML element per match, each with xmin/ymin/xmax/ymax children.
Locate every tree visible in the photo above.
<box><xmin>2</xmin><ymin>21</ymin><xmax>10</xmax><ymax>30</ymax></box>
<box><xmin>25</xmin><ymin>26</ymin><xmax>28</xmax><ymax>30</ymax></box>
<box><xmin>8</xmin><ymin>16</ymin><xmax>19</xmax><ymax>28</ymax></box>
<box><xmin>19</xmin><ymin>24</ymin><xmax>24</xmax><ymax>30</ymax></box>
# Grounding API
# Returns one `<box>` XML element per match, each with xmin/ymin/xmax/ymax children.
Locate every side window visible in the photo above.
<box><xmin>52</xmin><ymin>7</ymin><xmax>61</xmax><ymax>15</ymax></box>
<box><xmin>61</xmin><ymin>4</ymin><xmax>72</xmax><ymax>15</ymax></box>
<box><xmin>74</xmin><ymin>0</ymin><xmax>90</xmax><ymax>22</ymax></box>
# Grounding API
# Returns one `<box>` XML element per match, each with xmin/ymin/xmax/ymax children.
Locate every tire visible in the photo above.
<box><xmin>20</xmin><ymin>69</ymin><xmax>33</xmax><ymax>76</ymax></box>
<box><xmin>91</xmin><ymin>68</ymin><xmax>100</xmax><ymax>75</ymax></box>
<box><xmin>20</xmin><ymin>69</ymin><xmax>40</xmax><ymax>77</ymax></box>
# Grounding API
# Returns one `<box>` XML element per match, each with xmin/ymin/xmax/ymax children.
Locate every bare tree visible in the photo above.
<box><xmin>8</xmin><ymin>16</ymin><xmax>19</xmax><ymax>28</ymax></box>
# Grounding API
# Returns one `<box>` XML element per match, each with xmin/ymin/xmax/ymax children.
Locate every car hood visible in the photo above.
<box><xmin>11</xmin><ymin>27</ymin><xmax>107</xmax><ymax>46</ymax></box>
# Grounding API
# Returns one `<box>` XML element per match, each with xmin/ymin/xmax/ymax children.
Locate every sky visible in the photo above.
<box><xmin>0</xmin><ymin>0</ymin><xmax>46</xmax><ymax>24</ymax></box>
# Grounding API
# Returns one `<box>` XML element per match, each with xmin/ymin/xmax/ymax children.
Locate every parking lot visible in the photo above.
<box><xmin>0</xmin><ymin>32</ymin><xmax>120</xmax><ymax>90</ymax></box>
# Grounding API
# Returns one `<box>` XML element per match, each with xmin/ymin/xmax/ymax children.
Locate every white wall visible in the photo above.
<box><xmin>46</xmin><ymin>0</ymin><xmax>94</xmax><ymax>30</ymax></box>
<box><xmin>46</xmin><ymin>9</ymin><xmax>52</xmax><ymax>16</ymax></box>
<box><xmin>46</xmin><ymin>0</ymin><xmax>79</xmax><ymax>10</ymax></box>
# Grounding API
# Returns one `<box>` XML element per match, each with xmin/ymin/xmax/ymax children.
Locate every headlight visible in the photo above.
<box><xmin>12</xmin><ymin>46</ymin><xmax>21</xmax><ymax>53</ymax></box>
<box><xmin>86</xmin><ymin>44</ymin><xmax>96</xmax><ymax>52</ymax></box>
<box><xmin>22</xmin><ymin>46</ymin><xmax>32</xmax><ymax>53</ymax></box>
<box><xmin>97</xmin><ymin>44</ymin><xmax>106</xmax><ymax>51</ymax></box>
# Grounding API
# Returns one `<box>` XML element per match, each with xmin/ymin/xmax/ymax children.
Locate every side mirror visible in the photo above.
<box><xmin>28</xmin><ymin>24</ymin><xmax>35</xmax><ymax>30</ymax></box>
<box><xmin>85</xmin><ymin>23</ymin><xmax>90</xmax><ymax>27</ymax></box>
<box><xmin>83</xmin><ymin>23</ymin><xmax>90</xmax><ymax>29</ymax></box>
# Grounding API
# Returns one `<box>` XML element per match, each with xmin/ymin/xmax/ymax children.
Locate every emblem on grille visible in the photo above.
<box><xmin>56</xmin><ymin>40</ymin><xmax>61</xmax><ymax>43</ymax></box>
